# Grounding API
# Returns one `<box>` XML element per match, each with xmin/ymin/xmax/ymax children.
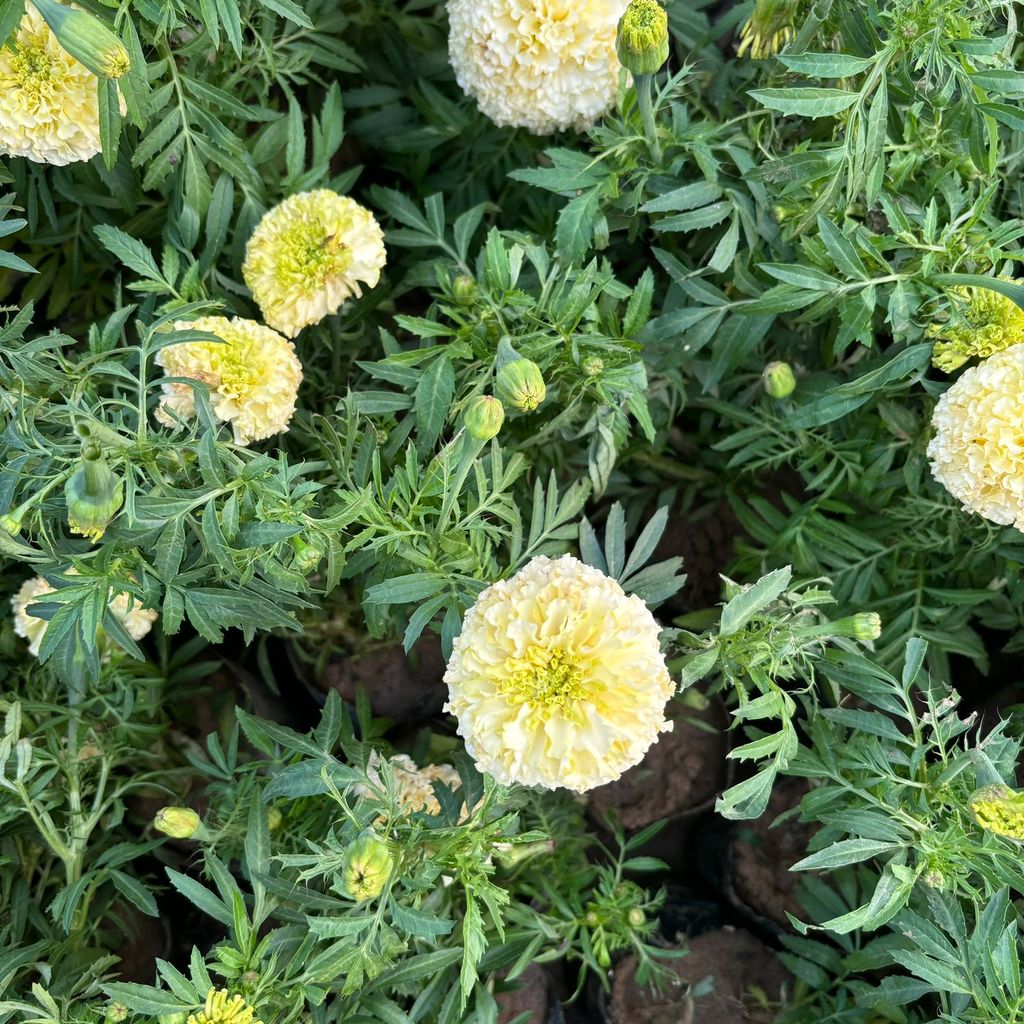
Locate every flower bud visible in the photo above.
<box><xmin>291</xmin><ymin>536</ymin><xmax>326</xmax><ymax>574</ymax></box>
<box><xmin>762</xmin><ymin>361</ymin><xmax>796</xmax><ymax>399</ymax></box>
<box><xmin>154</xmin><ymin>806</ymin><xmax>201</xmax><ymax>839</ymax></box>
<box><xmin>342</xmin><ymin>833</ymin><xmax>395</xmax><ymax>901</ymax></box>
<box><xmin>268</xmin><ymin>807</ymin><xmax>283</xmax><ymax>831</ymax></box>
<box><xmin>585</xmin><ymin>910</ymin><xmax>601</xmax><ymax>928</ymax></box>
<box><xmin>617</xmin><ymin>0</ymin><xmax>670</xmax><ymax>76</ymax></box>
<box><xmin>64</xmin><ymin>443</ymin><xmax>124</xmax><ymax>544</ymax></box>
<box><xmin>582</xmin><ymin>356</ymin><xmax>604</xmax><ymax>377</ymax></box>
<box><xmin>627</xmin><ymin>907</ymin><xmax>645</xmax><ymax>928</ymax></box>
<box><xmin>493</xmin><ymin>839</ymin><xmax>555</xmax><ymax>868</ymax></box>
<box><xmin>969</xmin><ymin>784</ymin><xmax>1024</xmax><ymax>841</ymax></box>
<box><xmin>105</xmin><ymin>1004</ymin><xmax>129</xmax><ymax>1023</ymax></box>
<box><xmin>921</xmin><ymin>868</ymin><xmax>945</xmax><ymax>889</ymax></box>
<box><xmin>464</xmin><ymin>395</ymin><xmax>505</xmax><ymax>441</ymax></box>
<box><xmin>1</xmin><ymin>513</ymin><xmax>24</xmax><ymax>535</ymax></box>
<box><xmin>452</xmin><ymin>275</ymin><xmax>479</xmax><ymax>306</ymax></box>
<box><xmin>851</xmin><ymin>612</ymin><xmax>882</xmax><ymax>641</ymax></box>
<box><xmin>31</xmin><ymin>0</ymin><xmax>132</xmax><ymax>79</ymax></box>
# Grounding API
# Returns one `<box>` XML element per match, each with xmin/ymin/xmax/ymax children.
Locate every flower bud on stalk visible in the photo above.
<box><xmin>495</xmin><ymin>338</ymin><xmax>546</xmax><ymax>412</ymax></box>
<box><xmin>64</xmin><ymin>442</ymin><xmax>124</xmax><ymax>543</ymax></box>
<box><xmin>452</xmin><ymin>274</ymin><xmax>479</xmax><ymax>306</ymax></box>
<box><xmin>342</xmin><ymin>832</ymin><xmax>395</xmax><ymax>900</ymax></box>
<box><xmin>291</xmin><ymin>536</ymin><xmax>326</xmax><ymax>574</ymax></box>
<box><xmin>464</xmin><ymin>395</ymin><xmax>505</xmax><ymax>441</ymax></box>
<box><xmin>153</xmin><ymin>806</ymin><xmax>208</xmax><ymax>840</ymax></box>
<box><xmin>30</xmin><ymin>0</ymin><xmax>132</xmax><ymax>79</ymax></box>
<box><xmin>616</xmin><ymin>0</ymin><xmax>669</xmax><ymax>76</ymax></box>
<box><xmin>762</xmin><ymin>361</ymin><xmax>796</xmax><ymax>399</ymax></box>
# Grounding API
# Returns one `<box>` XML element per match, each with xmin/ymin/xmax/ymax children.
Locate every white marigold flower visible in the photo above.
<box><xmin>355</xmin><ymin>752</ymin><xmax>463</xmax><ymax>816</ymax></box>
<box><xmin>928</xmin><ymin>344</ymin><xmax>1024</xmax><ymax>530</ymax></box>
<box><xmin>446</xmin><ymin>0</ymin><xmax>627</xmax><ymax>135</ymax></box>
<box><xmin>156</xmin><ymin>316</ymin><xmax>302</xmax><ymax>447</ymax></box>
<box><xmin>241</xmin><ymin>190</ymin><xmax>386</xmax><ymax>338</ymax></box>
<box><xmin>0</xmin><ymin>2</ymin><xmax>112</xmax><ymax>165</ymax></box>
<box><xmin>12</xmin><ymin>574</ymin><xmax>157</xmax><ymax>658</ymax></box>
<box><xmin>444</xmin><ymin>555</ymin><xmax>674</xmax><ymax>792</ymax></box>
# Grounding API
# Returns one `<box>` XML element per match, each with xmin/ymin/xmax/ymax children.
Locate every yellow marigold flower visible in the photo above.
<box><xmin>12</xmin><ymin>573</ymin><xmax>157</xmax><ymax>658</ymax></box>
<box><xmin>443</xmin><ymin>555</ymin><xmax>674</xmax><ymax>793</ymax></box>
<box><xmin>738</xmin><ymin>0</ymin><xmax>804</xmax><ymax>60</ymax></box>
<box><xmin>930</xmin><ymin>281</ymin><xmax>1024</xmax><ymax>372</ymax></box>
<box><xmin>927</xmin><ymin>344</ymin><xmax>1024</xmax><ymax>530</ymax></box>
<box><xmin>188</xmin><ymin>991</ymin><xmax>262</xmax><ymax>1024</ymax></box>
<box><xmin>241</xmin><ymin>190</ymin><xmax>386</xmax><ymax>338</ymax></box>
<box><xmin>155</xmin><ymin>316</ymin><xmax>302</xmax><ymax>447</ymax></box>
<box><xmin>969</xmin><ymin>785</ymin><xmax>1024</xmax><ymax>841</ymax></box>
<box><xmin>0</xmin><ymin>2</ymin><xmax>116</xmax><ymax>165</ymax></box>
<box><xmin>446</xmin><ymin>0</ymin><xmax>627</xmax><ymax>135</ymax></box>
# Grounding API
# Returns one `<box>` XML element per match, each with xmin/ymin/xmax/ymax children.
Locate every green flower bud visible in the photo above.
<box><xmin>762</xmin><ymin>361</ymin><xmax>796</xmax><ymax>399</ymax></box>
<box><xmin>268</xmin><ymin>807</ymin><xmax>283</xmax><ymax>831</ymax></box>
<box><xmin>1</xmin><ymin>513</ymin><xmax>24</xmax><ymax>535</ymax></box>
<box><xmin>105</xmin><ymin>1004</ymin><xmax>129</xmax><ymax>1023</ymax></box>
<box><xmin>452</xmin><ymin>275</ymin><xmax>479</xmax><ymax>306</ymax></box>
<box><xmin>464</xmin><ymin>395</ymin><xmax>505</xmax><ymax>441</ymax></box>
<box><xmin>969</xmin><ymin>785</ymin><xmax>1024</xmax><ymax>841</ymax></box>
<box><xmin>493</xmin><ymin>839</ymin><xmax>555</xmax><ymax>868</ymax></box>
<box><xmin>64</xmin><ymin>443</ymin><xmax>123</xmax><ymax>544</ymax></box>
<box><xmin>851</xmin><ymin>612</ymin><xmax>882</xmax><ymax>642</ymax></box>
<box><xmin>584</xmin><ymin>910</ymin><xmax>601</xmax><ymax>928</ymax></box>
<box><xmin>343</xmin><ymin>833</ymin><xmax>395</xmax><ymax>901</ymax></box>
<box><xmin>291</xmin><ymin>536</ymin><xmax>326</xmax><ymax>574</ymax></box>
<box><xmin>617</xmin><ymin>0</ymin><xmax>670</xmax><ymax>76</ymax></box>
<box><xmin>582</xmin><ymin>356</ymin><xmax>604</xmax><ymax>377</ymax></box>
<box><xmin>627</xmin><ymin>907</ymin><xmax>645</xmax><ymax>928</ymax></box>
<box><xmin>921</xmin><ymin>868</ymin><xmax>945</xmax><ymax>889</ymax></box>
<box><xmin>31</xmin><ymin>0</ymin><xmax>132</xmax><ymax>79</ymax></box>
<box><xmin>154</xmin><ymin>806</ymin><xmax>201</xmax><ymax>839</ymax></box>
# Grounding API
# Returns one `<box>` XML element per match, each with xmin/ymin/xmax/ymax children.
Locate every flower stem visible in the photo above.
<box><xmin>634</xmin><ymin>73</ymin><xmax>661</xmax><ymax>164</ymax></box>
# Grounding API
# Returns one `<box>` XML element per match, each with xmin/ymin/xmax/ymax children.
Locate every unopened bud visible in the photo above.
<box><xmin>922</xmin><ymin>868</ymin><xmax>945</xmax><ymax>889</ymax></box>
<box><xmin>64</xmin><ymin>442</ymin><xmax>123</xmax><ymax>544</ymax></box>
<box><xmin>493</xmin><ymin>839</ymin><xmax>555</xmax><ymax>868</ymax></box>
<box><xmin>851</xmin><ymin>612</ymin><xmax>881</xmax><ymax>641</ymax></box>
<box><xmin>291</xmin><ymin>536</ymin><xmax>325</xmax><ymax>574</ymax></box>
<box><xmin>627</xmin><ymin>907</ymin><xmax>645</xmax><ymax>928</ymax></box>
<box><xmin>582</xmin><ymin>356</ymin><xmax>604</xmax><ymax>377</ymax></box>
<box><xmin>495</xmin><ymin>338</ymin><xmax>546</xmax><ymax>412</ymax></box>
<box><xmin>617</xmin><ymin>0</ymin><xmax>670</xmax><ymax>76</ymax></box>
<box><xmin>105</xmin><ymin>1004</ymin><xmax>128</xmax><ymax>1023</ymax></box>
<box><xmin>342</xmin><ymin>833</ymin><xmax>395</xmax><ymax>901</ymax></box>
<box><xmin>31</xmin><ymin>0</ymin><xmax>132</xmax><ymax>79</ymax></box>
<box><xmin>762</xmin><ymin>361</ymin><xmax>796</xmax><ymax>399</ymax></box>
<box><xmin>464</xmin><ymin>395</ymin><xmax>505</xmax><ymax>441</ymax></box>
<box><xmin>268</xmin><ymin>807</ymin><xmax>283</xmax><ymax>831</ymax></box>
<box><xmin>153</xmin><ymin>806</ymin><xmax>201</xmax><ymax>839</ymax></box>
<box><xmin>452</xmin><ymin>275</ymin><xmax>479</xmax><ymax>306</ymax></box>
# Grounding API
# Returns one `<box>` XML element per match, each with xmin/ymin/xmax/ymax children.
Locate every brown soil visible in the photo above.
<box><xmin>587</xmin><ymin>699</ymin><xmax>727</xmax><ymax>831</ymax></box>
<box><xmin>607</xmin><ymin>928</ymin><xmax>789</xmax><ymax>1024</ymax></box>
<box><xmin>730</xmin><ymin>777</ymin><xmax>812</xmax><ymax>927</ymax></box>
<box><xmin>654</xmin><ymin>504</ymin><xmax>739</xmax><ymax>614</ymax></box>
<box><xmin>318</xmin><ymin>635</ymin><xmax>448</xmax><ymax>723</ymax></box>
<box><xmin>496</xmin><ymin>964</ymin><xmax>552</xmax><ymax>1024</ymax></box>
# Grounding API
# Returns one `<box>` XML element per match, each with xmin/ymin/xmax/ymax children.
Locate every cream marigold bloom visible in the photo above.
<box><xmin>927</xmin><ymin>344</ymin><xmax>1024</xmax><ymax>530</ymax></box>
<box><xmin>444</xmin><ymin>555</ymin><xmax>674</xmax><ymax>792</ymax></box>
<box><xmin>0</xmin><ymin>3</ymin><xmax>107</xmax><ymax>165</ymax></box>
<box><xmin>156</xmin><ymin>316</ymin><xmax>302</xmax><ymax>446</ymax></box>
<box><xmin>355</xmin><ymin>752</ymin><xmax>462</xmax><ymax>816</ymax></box>
<box><xmin>188</xmin><ymin>990</ymin><xmax>262</xmax><ymax>1024</ymax></box>
<box><xmin>12</xmin><ymin>574</ymin><xmax>157</xmax><ymax>658</ymax></box>
<box><xmin>241</xmin><ymin>190</ymin><xmax>386</xmax><ymax>338</ymax></box>
<box><xmin>447</xmin><ymin>0</ymin><xmax>627</xmax><ymax>135</ymax></box>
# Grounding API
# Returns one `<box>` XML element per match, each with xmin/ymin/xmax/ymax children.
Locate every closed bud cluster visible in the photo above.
<box><xmin>616</xmin><ymin>0</ymin><xmax>670</xmax><ymax>76</ymax></box>
<box><xmin>342</xmin><ymin>833</ymin><xmax>395</xmax><ymax>900</ymax></box>
<box><xmin>762</xmin><ymin>361</ymin><xmax>796</xmax><ymax>399</ymax></box>
<box><xmin>31</xmin><ymin>0</ymin><xmax>131</xmax><ymax>79</ymax></box>
<box><xmin>464</xmin><ymin>395</ymin><xmax>505</xmax><ymax>441</ymax></box>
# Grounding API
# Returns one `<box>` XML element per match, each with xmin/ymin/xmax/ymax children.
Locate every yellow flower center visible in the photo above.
<box><xmin>502</xmin><ymin>646</ymin><xmax>586</xmax><ymax>714</ymax></box>
<box><xmin>11</xmin><ymin>38</ymin><xmax>56</xmax><ymax>90</ymax></box>
<box><xmin>275</xmin><ymin>220</ymin><xmax>353</xmax><ymax>296</ymax></box>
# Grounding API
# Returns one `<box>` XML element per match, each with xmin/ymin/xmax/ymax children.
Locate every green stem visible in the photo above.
<box><xmin>635</xmin><ymin>74</ymin><xmax>661</xmax><ymax>165</ymax></box>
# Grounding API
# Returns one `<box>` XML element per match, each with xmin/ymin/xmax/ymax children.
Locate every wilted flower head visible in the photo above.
<box><xmin>156</xmin><ymin>317</ymin><xmax>302</xmax><ymax>446</ymax></box>
<box><xmin>927</xmin><ymin>344</ymin><xmax>1024</xmax><ymax>531</ymax></box>
<box><xmin>447</xmin><ymin>0</ymin><xmax>627</xmax><ymax>135</ymax></box>
<box><xmin>187</xmin><ymin>991</ymin><xmax>262</xmax><ymax>1024</ymax></box>
<box><xmin>242</xmin><ymin>190</ymin><xmax>386</xmax><ymax>338</ymax></box>
<box><xmin>355</xmin><ymin>752</ymin><xmax>462</xmax><ymax>817</ymax></box>
<box><xmin>444</xmin><ymin>555</ymin><xmax>675</xmax><ymax>792</ymax></box>
<box><xmin>12</xmin><ymin>573</ymin><xmax>157</xmax><ymax>658</ymax></box>
<box><xmin>0</xmin><ymin>2</ymin><xmax>115</xmax><ymax>164</ymax></box>
<box><xmin>738</xmin><ymin>0</ymin><xmax>804</xmax><ymax>59</ymax></box>
<box><xmin>930</xmin><ymin>281</ymin><xmax>1024</xmax><ymax>372</ymax></box>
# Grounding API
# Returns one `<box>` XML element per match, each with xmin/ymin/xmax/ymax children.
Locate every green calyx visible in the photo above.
<box><xmin>64</xmin><ymin>442</ymin><xmax>123</xmax><ymax>544</ymax></box>
<box><xmin>342</xmin><ymin>833</ymin><xmax>395</xmax><ymax>901</ymax></box>
<box><xmin>616</xmin><ymin>0</ymin><xmax>670</xmax><ymax>76</ymax></box>
<box><xmin>31</xmin><ymin>0</ymin><xmax>131</xmax><ymax>79</ymax></box>
<box><xmin>464</xmin><ymin>395</ymin><xmax>505</xmax><ymax>441</ymax></box>
<box><xmin>494</xmin><ymin>338</ymin><xmax>546</xmax><ymax>413</ymax></box>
